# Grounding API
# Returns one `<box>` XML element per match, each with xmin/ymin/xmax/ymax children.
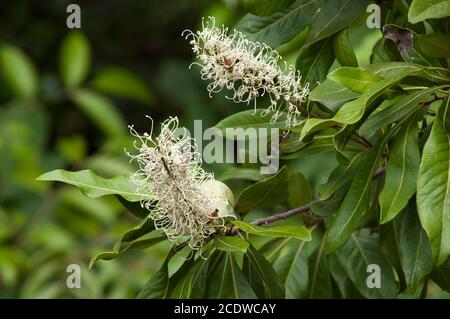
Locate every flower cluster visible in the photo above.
<box><xmin>127</xmin><ymin>117</ymin><xmax>224</xmax><ymax>250</ymax></box>
<box><xmin>183</xmin><ymin>17</ymin><xmax>310</xmax><ymax>127</ymax></box>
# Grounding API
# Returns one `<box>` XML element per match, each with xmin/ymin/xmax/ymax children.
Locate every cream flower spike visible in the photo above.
<box><xmin>126</xmin><ymin>116</ymin><xmax>235</xmax><ymax>250</ymax></box>
<box><xmin>182</xmin><ymin>16</ymin><xmax>310</xmax><ymax>128</ymax></box>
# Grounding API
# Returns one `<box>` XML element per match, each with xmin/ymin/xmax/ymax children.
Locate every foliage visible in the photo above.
<box><xmin>3</xmin><ymin>0</ymin><xmax>450</xmax><ymax>299</ymax></box>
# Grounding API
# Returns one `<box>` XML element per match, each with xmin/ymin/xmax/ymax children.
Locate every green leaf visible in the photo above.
<box><xmin>399</xmin><ymin>204</ymin><xmax>433</xmax><ymax>294</ymax></box>
<box><xmin>0</xmin><ymin>44</ymin><xmax>38</xmax><ymax>98</ymax></box>
<box><xmin>89</xmin><ymin>216</ymin><xmax>157</xmax><ymax>267</ymax></box>
<box><xmin>296</xmin><ymin>37</ymin><xmax>334</xmax><ymax>88</ymax></box>
<box><xmin>170</xmin><ymin>257</ymin><xmax>209</xmax><ymax>298</ymax></box>
<box><xmin>418</xmin><ymin>33</ymin><xmax>450</xmax><ymax>58</ymax></box>
<box><xmin>333</xmin><ymin>28</ymin><xmax>358</xmax><ymax>67</ymax></box>
<box><xmin>379</xmin><ymin>117</ymin><xmax>420</xmax><ymax>224</ymax></box>
<box><xmin>235</xmin><ymin>166</ymin><xmax>289</xmax><ymax>213</ymax></box>
<box><xmin>37</xmin><ymin>169</ymin><xmax>146</xmax><ymax>202</ymax></box>
<box><xmin>242</xmin><ymin>0</ymin><xmax>295</xmax><ymax>16</ymax></box>
<box><xmin>304</xmin><ymin>0</ymin><xmax>368</xmax><ymax>47</ymax></box>
<box><xmin>72</xmin><ymin>89</ymin><xmax>127</xmax><ymax>138</ymax></box>
<box><xmin>218</xmin><ymin>167</ymin><xmax>263</xmax><ymax>182</ymax></box>
<box><xmin>215</xmin><ymin>109</ymin><xmax>285</xmax><ymax>139</ymax></box>
<box><xmin>301</xmin><ymin>67</ymin><xmax>421</xmax><ymax>139</ymax></box>
<box><xmin>288</xmin><ymin>170</ymin><xmax>312</xmax><ymax>207</ymax></box>
<box><xmin>328</xmin><ymin>67</ymin><xmax>383</xmax><ymax>93</ymax></box>
<box><xmin>206</xmin><ymin>252</ymin><xmax>257</xmax><ymax>298</ymax></box>
<box><xmin>274</xmin><ymin>240</ymin><xmax>308</xmax><ymax>298</ymax></box>
<box><xmin>408</xmin><ymin>0</ymin><xmax>450</xmax><ymax>24</ymax></box>
<box><xmin>214</xmin><ymin>236</ymin><xmax>249</xmax><ymax>253</ymax></box>
<box><xmin>91</xmin><ymin>67</ymin><xmax>155</xmax><ymax>105</ymax></box>
<box><xmin>243</xmin><ymin>245</ymin><xmax>285</xmax><ymax>298</ymax></box>
<box><xmin>90</xmin><ymin>235</ymin><xmax>164</xmax><ymax>268</ymax></box>
<box><xmin>137</xmin><ymin>265</ymin><xmax>169</xmax><ymax>299</ymax></box>
<box><xmin>359</xmin><ymin>87</ymin><xmax>440</xmax><ymax>136</ymax></box>
<box><xmin>328</xmin><ymin>254</ymin><xmax>362</xmax><ymax>298</ymax></box>
<box><xmin>309</xmin><ymin>234</ymin><xmax>333</xmax><ymax>298</ymax></box>
<box><xmin>371</xmin><ymin>38</ymin><xmax>403</xmax><ymax>64</ymax></box>
<box><xmin>115</xmin><ymin>196</ymin><xmax>149</xmax><ymax>219</ymax></box>
<box><xmin>60</xmin><ymin>31</ymin><xmax>91</xmax><ymax>87</ymax></box>
<box><xmin>417</xmin><ymin>97</ymin><xmax>450</xmax><ymax>265</ymax></box>
<box><xmin>235</xmin><ymin>0</ymin><xmax>319</xmax><ymax>48</ymax></box>
<box><xmin>232</xmin><ymin>221</ymin><xmax>312</xmax><ymax>241</ymax></box>
<box><xmin>333</xmin><ymin>229</ymin><xmax>398</xmax><ymax>298</ymax></box>
<box><xmin>318</xmin><ymin>152</ymin><xmax>363</xmax><ymax>201</ymax></box>
<box><xmin>137</xmin><ymin>246</ymin><xmax>182</xmax><ymax>298</ymax></box>
<box><xmin>380</xmin><ymin>219</ymin><xmax>405</xmax><ymax>290</ymax></box>
<box><xmin>431</xmin><ymin>257</ymin><xmax>450</xmax><ymax>291</ymax></box>
<box><xmin>326</xmin><ymin>131</ymin><xmax>397</xmax><ymax>253</ymax></box>
<box><xmin>309</xmin><ymin>78</ymin><xmax>360</xmax><ymax>104</ymax></box>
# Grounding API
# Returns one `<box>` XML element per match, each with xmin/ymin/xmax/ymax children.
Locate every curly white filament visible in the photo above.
<box><xmin>126</xmin><ymin>116</ymin><xmax>224</xmax><ymax>250</ymax></box>
<box><xmin>183</xmin><ymin>16</ymin><xmax>310</xmax><ymax>127</ymax></box>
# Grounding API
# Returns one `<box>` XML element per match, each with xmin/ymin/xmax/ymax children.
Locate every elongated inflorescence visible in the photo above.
<box><xmin>126</xmin><ymin>117</ymin><xmax>224</xmax><ymax>250</ymax></box>
<box><xmin>182</xmin><ymin>16</ymin><xmax>310</xmax><ymax>127</ymax></box>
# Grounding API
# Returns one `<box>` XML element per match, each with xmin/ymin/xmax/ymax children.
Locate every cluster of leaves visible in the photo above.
<box><xmin>36</xmin><ymin>0</ymin><xmax>450</xmax><ymax>299</ymax></box>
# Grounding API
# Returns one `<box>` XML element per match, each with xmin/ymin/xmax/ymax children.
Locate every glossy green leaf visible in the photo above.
<box><xmin>304</xmin><ymin>0</ymin><xmax>368</xmax><ymax>47</ymax></box>
<box><xmin>90</xmin><ymin>235</ymin><xmax>164</xmax><ymax>268</ymax></box>
<box><xmin>214</xmin><ymin>236</ymin><xmax>249</xmax><ymax>253</ymax></box>
<box><xmin>60</xmin><ymin>31</ymin><xmax>90</xmax><ymax>87</ymax></box>
<box><xmin>89</xmin><ymin>216</ymin><xmax>157</xmax><ymax>267</ymax></box>
<box><xmin>318</xmin><ymin>152</ymin><xmax>363</xmax><ymax>200</ymax></box>
<box><xmin>137</xmin><ymin>247</ymin><xmax>182</xmax><ymax>299</ymax></box>
<box><xmin>242</xmin><ymin>0</ymin><xmax>295</xmax><ymax>16</ymax></box>
<box><xmin>418</xmin><ymin>33</ymin><xmax>450</xmax><ymax>58</ymax></box>
<box><xmin>333</xmin><ymin>229</ymin><xmax>398</xmax><ymax>298</ymax></box>
<box><xmin>326</xmin><ymin>131</ymin><xmax>397</xmax><ymax>253</ymax></box>
<box><xmin>379</xmin><ymin>118</ymin><xmax>420</xmax><ymax>224</ymax></box>
<box><xmin>309</xmin><ymin>78</ymin><xmax>360</xmax><ymax>104</ymax></box>
<box><xmin>206</xmin><ymin>252</ymin><xmax>257</xmax><ymax>298</ymax></box>
<box><xmin>333</xmin><ymin>28</ymin><xmax>358</xmax><ymax>67</ymax></box>
<box><xmin>309</xmin><ymin>234</ymin><xmax>333</xmax><ymax>298</ymax></box>
<box><xmin>408</xmin><ymin>0</ymin><xmax>450</xmax><ymax>24</ymax></box>
<box><xmin>116</xmin><ymin>196</ymin><xmax>150</xmax><ymax>219</ymax></box>
<box><xmin>359</xmin><ymin>87</ymin><xmax>440</xmax><ymax>136</ymax></box>
<box><xmin>328</xmin><ymin>254</ymin><xmax>363</xmax><ymax>298</ymax></box>
<box><xmin>235</xmin><ymin>0</ymin><xmax>319</xmax><ymax>48</ymax></box>
<box><xmin>274</xmin><ymin>240</ymin><xmax>308</xmax><ymax>298</ymax></box>
<box><xmin>417</xmin><ymin>97</ymin><xmax>450</xmax><ymax>265</ymax></box>
<box><xmin>301</xmin><ymin>67</ymin><xmax>421</xmax><ymax>139</ymax></box>
<box><xmin>170</xmin><ymin>257</ymin><xmax>209</xmax><ymax>298</ymax></box>
<box><xmin>296</xmin><ymin>37</ymin><xmax>334</xmax><ymax>88</ymax></box>
<box><xmin>215</xmin><ymin>109</ymin><xmax>285</xmax><ymax>138</ymax></box>
<box><xmin>91</xmin><ymin>67</ymin><xmax>154</xmax><ymax>104</ymax></box>
<box><xmin>232</xmin><ymin>221</ymin><xmax>312</xmax><ymax>241</ymax></box>
<box><xmin>0</xmin><ymin>45</ymin><xmax>38</xmax><ymax>98</ymax></box>
<box><xmin>288</xmin><ymin>170</ymin><xmax>312</xmax><ymax>207</ymax></box>
<box><xmin>37</xmin><ymin>169</ymin><xmax>146</xmax><ymax>202</ymax></box>
<box><xmin>431</xmin><ymin>257</ymin><xmax>450</xmax><ymax>291</ymax></box>
<box><xmin>218</xmin><ymin>167</ymin><xmax>263</xmax><ymax>182</ymax></box>
<box><xmin>72</xmin><ymin>89</ymin><xmax>127</xmax><ymax>138</ymax></box>
<box><xmin>243</xmin><ymin>245</ymin><xmax>285</xmax><ymax>298</ymax></box>
<box><xmin>235</xmin><ymin>166</ymin><xmax>289</xmax><ymax>213</ymax></box>
<box><xmin>399</xmin><ymin>205</ymin><xmax>433</xmax><ymax>294</ymax></box>
<box><xmin>327</xmin><ymin>67</ymin><xmax>383</xmax><ymax>93</ymax></box>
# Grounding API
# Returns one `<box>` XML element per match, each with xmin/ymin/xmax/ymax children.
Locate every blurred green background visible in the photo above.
<box><xmin>5</xmin><ymin>0</ymin><xmax>442</xmax><ymax>299</ymax></box>
<box><xmin>0</xmin><ymin>0</ymin><xmax>248</xmax><ymax>298</ymax></box>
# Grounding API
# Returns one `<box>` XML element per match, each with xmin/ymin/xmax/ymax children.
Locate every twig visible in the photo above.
<box><xmin>228</xmin><ymin>166</ymin><xmax>387</xmax><ymax>235</ymax></box>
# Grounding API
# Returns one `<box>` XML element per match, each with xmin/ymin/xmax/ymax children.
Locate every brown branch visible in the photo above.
<box><xmin>228</xmin><ymin>166</ymin><xmax>387</xmax><ymax>235</ymax></box>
